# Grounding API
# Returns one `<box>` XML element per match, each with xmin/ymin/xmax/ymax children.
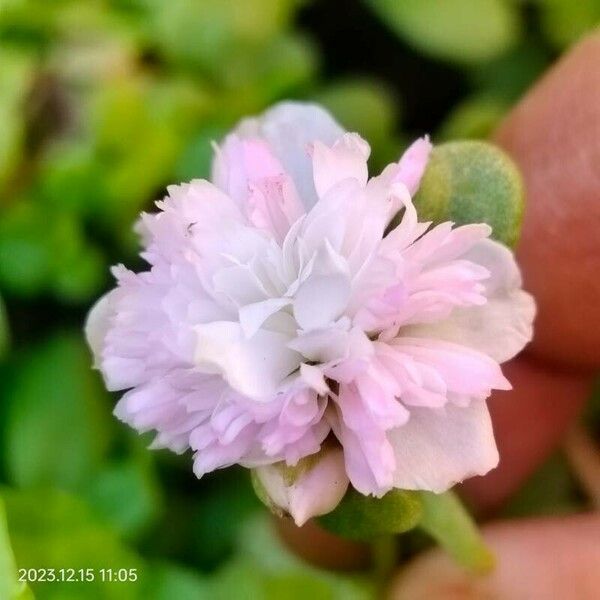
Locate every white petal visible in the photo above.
<box><xmin>300</xmin><ymin>363</ymin><xmax>329</xmax><ymax>395</ymax></box>
<box><xmin>403</xmin><ymin>239</ymin><xmax>535</xmax><ymax>363</ymax></box>
<box><xmin>231</xmin><ymin>102</ymin><xmax>345</xmax><ymax>210</ymax></box>
<box><xmin>288</xmin><ymin>327</ymin><xmax>351</xmax><ymax>363</ymax></box>
<box><xmin>312</xmin><ymin>133</ymin><xmax>370</xmax><ymax>198</ymax></box>
<box><xmin>294</xmin><ymin>273</ymin><xmax>351</xmax><ymax>331</ymax></box>
<box><xmin>293</xmin><ymin>241</ymin><xmax>352</xmax><ymax>331</ymax></box>
<box><xmin>195</xmin><ymin>322</ymin><xmax>300</xmax><ymax>400</ymax></box>
<box><xmin>389</xmin><ymin>401</ymin><xmax>499</xmax><ymax>493</ymax></box>
<box><xmin>239</xmin><ymin>298</ymin><xmax>291</xmax><ymax>338</ymax></box>
<box><xmin>84</xmin><ymin>290</ymin><xmax>117</xmax><ymax>367</ymax></box>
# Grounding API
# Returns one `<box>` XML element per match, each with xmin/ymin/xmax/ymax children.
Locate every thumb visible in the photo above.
<box><xmin>495</xmin><ymin>31</ymin><xmax>600</xmax><ymax>371</ymax></box>
<box><xmin>388</xmin><ymin>513</ymin><xmax>600</xmax><ymax>599</ymax></box>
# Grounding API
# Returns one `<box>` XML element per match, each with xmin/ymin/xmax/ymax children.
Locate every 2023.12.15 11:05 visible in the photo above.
<box><xmin>17</xmin><ymin>567</ymin><xmax>139</xmax><ymax>583</ymax></box>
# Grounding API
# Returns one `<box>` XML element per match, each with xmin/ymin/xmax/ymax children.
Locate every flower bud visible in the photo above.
<box><xmin>253</xmin><ymin>447</ymin><xmax>349</xmax><ymax>527</ymax></box>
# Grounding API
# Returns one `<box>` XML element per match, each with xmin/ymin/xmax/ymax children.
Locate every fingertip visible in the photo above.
<box><xmin>494</xmin><ymin>31</ymin><xmax>600</xmax><ymax>371</ymax></box>
<box><xmin>388</xmin><ymin>513</ymin><xmax>600</xmax><ymax>599</ymax></box>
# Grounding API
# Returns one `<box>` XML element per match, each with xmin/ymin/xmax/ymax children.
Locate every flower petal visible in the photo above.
<box><xmin>194</xmin><ymin>321</ymin><xmax>300</xmax><ymax>399</ymax></box>
<box><xmin>311</xmin><ymin>133</ymin><xmax>370</xmax><ymax>198</ymax></box>
<box><xmin>239</xmin><ymin>298</ymin><xmax>292</xmax><ymax>338</ymax></box>
<box><xmin>84</xmin><ymin>291</ymin><xmax>117</xmax><ymax>367</ymax></box>
<box><xmin>225</xmin><ymin>102</ymin><xmax>345</xmax><ymax>210</ymax></box>
<box><xmin>389</xmin><ymin>400</ymin><xmax>499</xmax><ymax>493</ymax></box>
<box><xmin>392</xmin><ymin>136</ymin><xmax>432</xmax><ymax>195</ymax></box>
<box><xmin>403</xmin><ymin>239</ymin><xmax>535</xmax><ymax>363</ymax></box>
<box><xmin>255</xmin><ymin>446</ymin><xmax>349</xmax><ymax>526</ymax></box>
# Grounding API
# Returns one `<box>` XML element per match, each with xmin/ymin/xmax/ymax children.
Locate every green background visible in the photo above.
<box><xmin>0</xmin><ymin>1</ymin><xmax>598</xmax><ymax>597</ymax></box>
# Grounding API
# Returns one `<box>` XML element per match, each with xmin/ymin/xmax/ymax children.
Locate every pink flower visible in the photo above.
<box><xmin>86</xmin><ymin>102</ymin><xmax>535</xmax><ymax>525</ymax></box>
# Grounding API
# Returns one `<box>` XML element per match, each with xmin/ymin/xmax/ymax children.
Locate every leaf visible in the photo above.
<box><xmin>215</xmin><ymin>515</ymin><xmax>375</xmax><ymax>600</ymax></box>
<box><xmin>365</xmin><ymin>0</ymin><xmax>522</xmax><ymax>64</ymax></box>
<box><xmin>538</xmin><ymin>0</ymin><xmax>600</xmax><ymax>49</ymax></box>
<box><xmin>0</xmin><ymin>497</ymin><xmax>34</xmax><ymax>600</ymax></box>
<box><xmin>0</xmin><ymin>202</ymin><xmax>52</xmax><ymax>297</ymax></box>
<box><xmin>0</xmin><ymin>295</ymin><xmax>9</xmax><ymax>360</ymax></box>
<box><xmin>417</xmin><ymin>491</ymin><xmax>494</xmax><ymax>573</ymax></box>
<box><xmin>83</xmin><ymin>445</ymin><xmax>163</xmax><ymax>541</ymax></box>
<box><xmin>192</xmin><ymin>469</ymin><xmax>261</xmax><ymax>570</ymax></box>
<box><xmin>502</xmin><ymin>452</ymin><xmax>582</xmax><ymax>518</ymax></box>
<box><xmin>318</xmin><ymin>488</ymin><xmax>422</xmax><ymax>540</ymax></box>
<box><xmin>148</xmin><ymin>0</ymin><xmax>298</xmax><ymax>72</ymax></box>
<box><xmin>141</xmin><ymin>563</ymin><xmax>211</xmax><ymax>600</ymax></box>
<box><xmin>0</xmin><ymin>46</ymin><xmax>34</xmax><ymax>191</ymax></box>
<box><xmin>51</xmin><ymin>243</ymin><xmax>106</xmax><ymax>304</ymax></box>
<box><xmin>1</xmin><ymin>487</ymin><xmax>143</xmax><ymax>600</ymax></box>
<box><xmin>470</xmin><ymin>42</ymin><xmax>551</xmax><ymax>103</ymax></box>
<box><xmin>437</xmin><ymin>95</ymin><xmax>508</xmax><ymax>141</ymax></box>
<box><xmin>3</xmin><ymin>333</ymin><xmax>113</xmax><ymax>491</ymax></box>
<box><xmin>413</xmin><ymin>140</ymin><xmax>524</xmax><ymax>247</ymax></box>
<box><xmin>174</xmin><ymin>126</ymin><xmax>228</xmax><ymax>183</ymax></box>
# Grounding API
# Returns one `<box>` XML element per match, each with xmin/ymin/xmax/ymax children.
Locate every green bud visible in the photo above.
<box><xmin>414</xmin><ymin>141</ymin><xmax>524</xmax><ymax>247</ymax></box>
<box><xmin>318</xmin><ymin>488</ymin><xmax>422</xmax><ymax>540</ymax></box>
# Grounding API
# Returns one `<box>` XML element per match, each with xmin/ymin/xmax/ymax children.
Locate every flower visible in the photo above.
<box><xmin>86</xmin><ymin>102</ymin><xmax>535</xmax><ymax>525</ymax></box>
<box><xmin>253</xmin><ymin>445</ymin><xmax>348</xmax><ymax>527</ymax></box>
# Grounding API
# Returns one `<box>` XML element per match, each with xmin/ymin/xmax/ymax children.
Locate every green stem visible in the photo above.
<box><xmin>418</xmin><ymin>491</ymin><xmax>495</xmax><ymax>574</ymax></box>
<box><xmin>371</xmin><ymin>534</ymin><xmax>397</xmax><ymax>587</ymax></box>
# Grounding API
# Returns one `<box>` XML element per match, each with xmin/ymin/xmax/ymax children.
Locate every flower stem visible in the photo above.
<box><xmin>371</xmin><ymin>534</ymin><xmax>397</xmax><ymax>587</ymax></box>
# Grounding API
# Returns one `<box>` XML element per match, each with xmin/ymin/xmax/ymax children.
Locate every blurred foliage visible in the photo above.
<box><xmin>366</xmin><ymin>0</ymin><xmax>523</xmax><ymax>64</ymax></box>
<box><xmin>0</xmin><ymin>0</ymin><xmax>598</xmax><ymax>597</ymax></box>
<box><xmin>501</xmin><ymin>452</ymin><xmax>584</xmax><ymax>518</ymax></box>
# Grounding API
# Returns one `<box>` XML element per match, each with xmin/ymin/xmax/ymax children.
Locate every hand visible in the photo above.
<box><xmin>391</xmin><ymin>31</ymin><xmax>600</xmax><ymax>598</ymax></box>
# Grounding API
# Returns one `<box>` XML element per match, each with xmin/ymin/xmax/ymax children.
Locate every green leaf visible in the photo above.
<box><xmin>413</xmin><ymin>140</ymin><xmax>524</xmax><ymax>247</ymax></box>
<box><xmin>0</xmin><ymin>296</ymin><xmax>9</xmax><ymax>360</ymax></box>
<box><xmin>3</xmin><ymin>333</ymin><xmax>113</xmax><ymax>491</ymax></box>
<box><xmin>51</xmin><ymin>244</ymin><xmax>106</xmax><ymax>304</ymax></box>
<box><xmin>437</xmin><ymin>95</ymin><xmax>508</xmax><ymax>141</ymax></box>
<box><xmin>142</xmin><ymin>563</ymin><xmax>211</xmax><ymax>600</ymax></box>
<box><xmin>1</xmin><ymin>487</ymin><xmax>143</xmax><ymax>599</ymax></box>
<box><xmin>538</xmin><ymin>0</ymin><xmax>600</xmax><ymax>49</ymax></box>
<box><xmin>83</xmin><ymin>446</ymin><xmax>163</xmax><ymax>541</ymax></box>
<box><xmin>470</xmin><ymin>42</ymin><xmax>551</xmax><ymax>103</ymax></box>
<box><xmin>215</xmin><ymin>516</ymin><xmax>375</xmax><ymax>600</ymax></box>
<box><xmin>502</xmin><ymin>452</ymin><xmax>582</xmax><ymax>518</ymax></box>
<box><xmin>0</xmin><ymin>202</ymin><xmax>52</xmax><ymax>298</ymax></box>
<box><xmin>0</xmin><ymin>497</ymin><xmax>34</xmax><ymax>600</ymax></box>
<box><xmin>148</xmin><ymin>0</ymin><xmax>298</xmax><ymax>72</ymax></box>
<box><xmin>175</xmin><ymin>126</ymin><xmax>228</xmax><ymax>183</ymax></box>
<box><xmin>192</xmin><ymin>469</ymin><xmax>261</xmax><ymax>570</ymax></box>
<box><xmin>318</xmin><ymin>488</ymin><xmax>422</xmax><ymax>540</ymax></box>
<box><xmin>365</xmin><ymin>0</ymin><xmax>522</xmax><ymax>64</ymax></box>
<box><xmin>418</xmin><ymin>491</ymin><xmax>494</xmax><ymax>573</ymax></box>
<box><xmin>0</xmin><ymin>46</ymin><xmax>34</xmax><ymax>191</ymax></box>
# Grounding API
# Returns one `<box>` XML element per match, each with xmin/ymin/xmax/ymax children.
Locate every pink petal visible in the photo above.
<box><xmin>254</xmin><ymin>446</ymin><xmax>349</xmax><ymax>526</ymax></box>
<box><xmin>311</xmin><ymin>133</ymin><xmax>370</xmax><ymax>198</ymax></box>
<box><xmin>392</xmin><ymin>136</ymin><xmax>432</xmax><ymax>195</ymax></box>
<box><xmin>389</xmin><ymin>401</ymin><xmax>499</xmax><ymax>492</ymax></box>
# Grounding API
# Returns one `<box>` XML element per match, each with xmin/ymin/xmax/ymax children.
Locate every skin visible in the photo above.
<box><xmin>280</xmin><ymin>31</ymin><xmax>600</xmax><ymax>593</ymax></box>
<box><xmin>388</xmin><ymin>514</ymin><xmax>600</xmax><ymax>600</ymax></box>
<box><xmin>495</xmin><ymin>31</ymin><xmax>600</xmax><ymax>371</ymax></box>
